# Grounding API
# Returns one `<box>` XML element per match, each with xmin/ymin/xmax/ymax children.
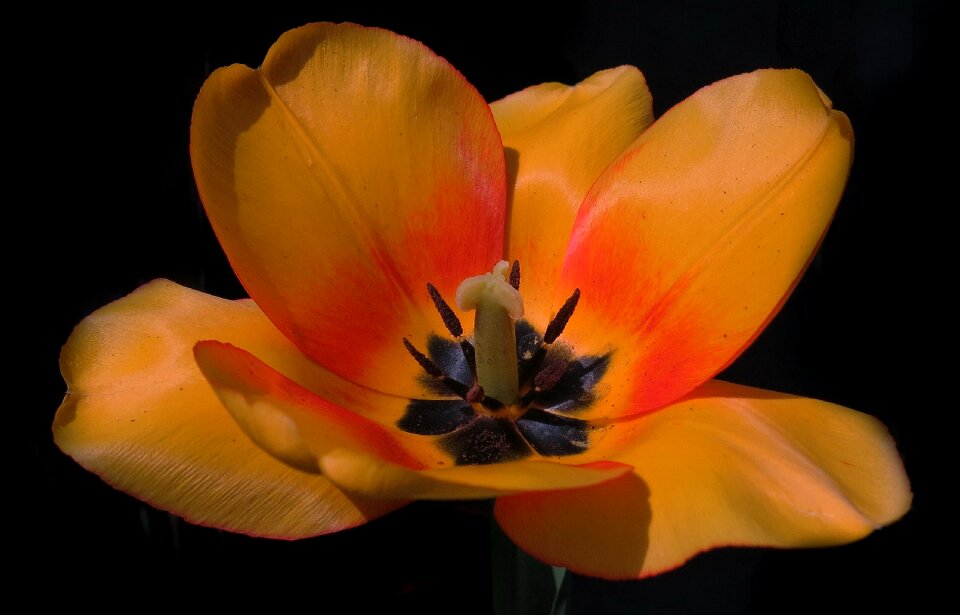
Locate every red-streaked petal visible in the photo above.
<box><xmin>196</xmin><ymin>341</ymin><xmax>633</xmax><ymax>500</ymax></box>
<box><xmin>491</xmin><ymin>66</ymin><xmax>653</xmax><ymax>323</ymax></box>
<box><xmin>558</xmin><ymin>70</ymin><xmax>853</xmax><ymax>418</ymax></box>
<box><xmin>496</xmin><ymin>381</ymin><xmax>910</xmax><ymax>579</ymax></box>
<box><xmin>191</xmin><ymin>23</ymin><xmax>505</xmax><ymax>398</ymax></box>
<box><xmin>53</xmin><ymin>280</ymin><xmax>403</xmax><ymax>538</ymax></box>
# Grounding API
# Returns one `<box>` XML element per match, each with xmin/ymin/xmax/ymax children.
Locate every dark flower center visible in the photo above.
<box><xmin>398</xmin><ymin>261</ymin><xmax>611</xmax><ymax>465</ymax></box>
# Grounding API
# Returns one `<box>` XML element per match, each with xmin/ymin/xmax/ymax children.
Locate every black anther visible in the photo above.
<box><xmin>543</xmin><ymin>289</ymin><xmax>580</xmax><ymax>344</ymax></box>
<box><xmin>509</xmin><ymin>260</ymin><xmax>521</xmax><ymax>291</ymax></box>
<box><xmin>403</xmin><ymin>338</ymin><xmax>442</xmax><ymax>377</ymax></box>
<box><xmin>426</xmin><ymin>282</ymin><xmax>463</xmax><ymax>337</ymax></box>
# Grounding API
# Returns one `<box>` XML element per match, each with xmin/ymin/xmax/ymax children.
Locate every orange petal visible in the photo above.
<box><xmin>196</xmin><ymin>341</ymin><xmax>632</xmax><ymax>500</ymax></box>
<box><xmin>191</xmin><ymin>23</ymin><xmax>505</xmax><ymax>398</ymax></box>
<box><xmin>321</xmin><ymin>452</ymin><xmax>632</xmax><ymax>501</ymax></box>
<box><xmin>53</xmin><ymin>280</ymin><xmax>404</xmax><ymax>538</ymax></box>
<box><xmin>495</xmin><ymin>381</ymin><xmax>910</xmax><ymax>579</ymax></box>
<box><xmin>492</xmin><ymin>66</ymin><xmax>653</xmax><ymax>324</ymax></box>
<box><xmin>558</xmin><ymin>70</ymin><xmax>853</xmax><ymax>417</ymax></box>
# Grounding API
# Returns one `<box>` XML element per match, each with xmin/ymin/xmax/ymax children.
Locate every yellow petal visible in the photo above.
<box><xmin>491</xmin><ymin>66</ymin><xmax>653</xmax><ymax>323</ymax></box>
<box><xmin>321</xmin><ymin>451</ymin><xmax>631</xmax><ymax>500</ymax></box>
<box><xmin>496</xmin><ymin>381</ymin><xmax>910</xmax><ymax>579</ymax></box>
<box><xmin>196</xmin><ymin>341</ymin><xmax>633</xmax><ymax>500</ymax></box>
<box><xmin>191</xmin><ymin>23</ymin><xmax>506</xmax><ymax>398</ymax></box>
<box><xmin>53</xmin><ymin>280</ymin><xmax>403</xmax><ymax>538</ymax></box>
<box><xmin>558</xmin><ymin>69</ymin><xmax>853</xmax><ymax>418</ymax></box>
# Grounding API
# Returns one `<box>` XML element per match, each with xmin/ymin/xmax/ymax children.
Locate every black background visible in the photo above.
<box><xmin>27</xmin><ymin>2</ymin><xmax>942</xmax><ymax>612</ymax></box>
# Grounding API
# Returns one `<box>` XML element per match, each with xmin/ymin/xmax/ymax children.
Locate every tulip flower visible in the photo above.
<box><xmin>53</xmin><ymin>22</ymin><xmax>910</xmax><ymax>579</ymax></box>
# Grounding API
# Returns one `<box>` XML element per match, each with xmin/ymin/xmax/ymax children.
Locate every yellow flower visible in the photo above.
<box><xmin>53</xmin><ymin>22</ymin><xmax>910</xmax><ymax>579</ymax></box>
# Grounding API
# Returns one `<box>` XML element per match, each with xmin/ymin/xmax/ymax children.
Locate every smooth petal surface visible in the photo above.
<box><xmin>53</xmin><ymin>280</ymin><xmax>403</xmax><ymax>538</ymax></box>
<box><xmin>559</xmin><ymin>70</ymin><xmax>853</xmax><ymax>418</ymax></box>
<box><xmin>492</xmin><ymin>66</ymin><xmax>653</xmax><ymax>323</ymax></box>
<box><xmin>191</xmin><ymin>23</ymin><xmax>506</xmax><ymax>398</ymax></box>
<box><xmin>496</xmin><ymin>381</ymin><xmax>911</xmax><ymax>579</ymax></box>
<box><xmin>196</xmin><ymin>341</ymin><xmax>632</xmax><ymax>500</ymax></box>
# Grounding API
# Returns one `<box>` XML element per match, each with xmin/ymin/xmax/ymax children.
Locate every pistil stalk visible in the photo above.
<box><xmin>456</xmin><ymin>261</ymin><xmax>524</xmax><ymax>404</ymax></box>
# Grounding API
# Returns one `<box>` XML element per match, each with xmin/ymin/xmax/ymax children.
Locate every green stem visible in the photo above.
<box><xmin>491</xmin><ymin>518</ymin><xmax>562</xmax><ymax>615</ymax></box>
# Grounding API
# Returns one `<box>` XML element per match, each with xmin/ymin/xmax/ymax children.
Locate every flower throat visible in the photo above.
<box><xmin>403</xmin><ymin>260</ymin><xmax>582</xmax><ymax>417</ymax></box>
<box><xmin>398</xmin><ymin>261</ymin><xmax>610</xmax><ymax>464</ymax></box>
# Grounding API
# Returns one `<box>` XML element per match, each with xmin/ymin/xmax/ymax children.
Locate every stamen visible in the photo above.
<box><xmin>543</xmin><ymin>289</ymin><xmax>580</xmax><ymax>344</ymax></box>
<box><xmin>403</xmin><ymin>337</ymin><xmax>442</xmax><ymax>377</ymax></box>
<box><xmin>509</xmin><ymin>260</ymin><xmax>521</xmax><ymax>291</ymax></box>
<box><xmin>461</xmin><ymin>380</ymin><xmax>507</xmax><ymax>412</ymax></box>
<box><xmin>466</xmin><ymin>383</ymin><xmax>485</xmax><ymax>404</ymax></box>
<box><xmin>426</xmin><ymin>283</ymin><xmax>463</xmax><ymax>337</ymax></box>
<box><xmin>519</xmin><ymin>358</ymin><xmax>568</xmax><ymax>407</ymax></box>
<box><xmin>403</xmin><ymin>337</ymin><xmax>470</xmax><ymax>398</ymax></box>
<box><xmin>426</xmin><ymin>284</ymin><xmax>477</xmax><ymax>380</ymax></box>
<box><xmin>533</xmin><ymin>359</ymin><xmax>568</xmax><ymax>392</ymax></box>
